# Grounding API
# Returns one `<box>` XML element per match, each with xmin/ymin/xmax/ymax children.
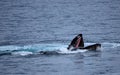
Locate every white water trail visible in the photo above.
<box><xmin>0</xmin><ymin>42</ymin><xmax>120</xmax><ymax>56</ymax></box>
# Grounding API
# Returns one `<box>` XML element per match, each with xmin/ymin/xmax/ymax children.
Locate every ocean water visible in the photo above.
<box><xmin>0</xmin><ymin>0</ymin><xmax>120</xmax><ymax>75</ymax></box>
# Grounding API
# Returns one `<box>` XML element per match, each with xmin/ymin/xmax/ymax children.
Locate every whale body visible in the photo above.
<box><xmin>70</xmin><ymin>43</ymin><xmax>101</xmax><ymax>51</ymax></box>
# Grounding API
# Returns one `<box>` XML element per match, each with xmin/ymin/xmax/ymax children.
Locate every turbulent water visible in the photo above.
<box><xmin>0</xmin><ymin>0</ymin><xmax>120</xmax><ymax>75</ymax></box>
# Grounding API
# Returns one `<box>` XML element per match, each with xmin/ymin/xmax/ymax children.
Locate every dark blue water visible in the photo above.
<box><xmin>0</xmin><ymin>0</ymin><xmax>120</xmax><ymax>75</ymax></box>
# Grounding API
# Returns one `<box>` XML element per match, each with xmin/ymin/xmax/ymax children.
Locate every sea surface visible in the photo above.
<box><xmin>0</xmin><ymin>0</ymin><xmax>120</xmax><ymax>75</ymax></box>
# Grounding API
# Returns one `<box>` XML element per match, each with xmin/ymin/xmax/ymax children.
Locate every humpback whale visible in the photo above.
<box><xmin>67</xmin><ymin>34</ymin><xmax>101</xmax><ymax>51</ymax></box>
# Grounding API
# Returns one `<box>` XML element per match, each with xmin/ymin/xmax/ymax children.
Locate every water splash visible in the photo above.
<box><xmin>12</xmin><ymin>51</ymin><xmax>33</xmax><ymax>56</ymax></box>
<box><xmin>0</xmin><ymin>42</ymin><xmax>120</xmax><ymax>56</ymax></box>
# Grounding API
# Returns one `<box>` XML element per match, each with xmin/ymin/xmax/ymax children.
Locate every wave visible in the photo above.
<box><xmin>0</xmin><ymin>42</ymin><xmax>120</xmax><ymax>56</ymax></box>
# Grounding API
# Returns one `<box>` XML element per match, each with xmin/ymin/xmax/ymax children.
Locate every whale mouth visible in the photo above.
<box><xmin>0</xmin><ymin>42</ymin><xmax>120</xmax><ymax>56</ymax></box>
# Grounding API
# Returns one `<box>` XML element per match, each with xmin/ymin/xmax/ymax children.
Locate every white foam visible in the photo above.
<box><xmin>102</xmin><ymin>42</ymin><xmax>120</xmax><ymax>48</ymax></box>
<box><xmin>58</xmin><ymin>47</ymin><xmax>87</xmax><ymax>54</ymax></box>
<box><xmin>0</xmin><ymin>43</ymin><xmax>120</xmax><ymax>55</ymax></box>
<box><xmin>0</xmin><ymin>45</ymin><xmax>21</xmax><ymax>51</ymax></box>
<box><xmin>12</xmin><ymin>51</ymin><xmax>33</xmax><ymax>56</ymax></box>
<box><xmin>112</xmin><ymin>43</ymin><xmax>120</xmax><ymax>48</ymax></box>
